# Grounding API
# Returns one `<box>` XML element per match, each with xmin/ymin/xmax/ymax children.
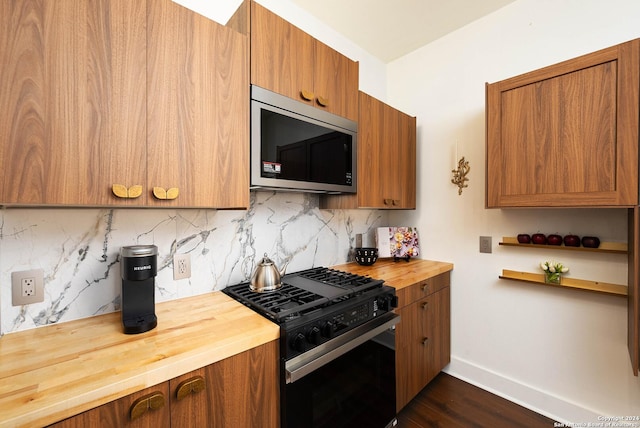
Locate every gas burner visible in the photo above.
<box><xmin>298</xmin><ymin>267</ymin><xmax>378</xmax><ymax>289</ymax></box>
<box><xmin>223</xmin><ymin>267</ymin><xmax>384</xmax><ymax>323</ymax></box>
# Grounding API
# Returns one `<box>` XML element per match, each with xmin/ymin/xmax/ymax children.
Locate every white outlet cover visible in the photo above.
<box><xmin>173</xmin><ymin>253</ymin><xmax>192</xmax><ymax>280</ymax></box>
<box><xmin>11</xmin><ymin>269</ymin><xmax>45</xmax><ymax>306</ymax></box>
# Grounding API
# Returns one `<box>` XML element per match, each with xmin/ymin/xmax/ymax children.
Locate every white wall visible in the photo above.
<box><xmin>388</xmin><ymin>0</ymin><xmax>640</xmax><ymax>424</ymax></box>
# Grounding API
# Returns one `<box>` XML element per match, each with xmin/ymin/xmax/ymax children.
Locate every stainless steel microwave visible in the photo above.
<box><xmin>250</xmin><ymin>85</ymin><xmax>357</xmax><ymax>193</ymax></box>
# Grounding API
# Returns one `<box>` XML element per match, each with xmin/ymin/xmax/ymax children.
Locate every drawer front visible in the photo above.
<box><xmin>396</xmin><ymin>271</ymin><xmax>450</xmax><ymax>308</ymax></box>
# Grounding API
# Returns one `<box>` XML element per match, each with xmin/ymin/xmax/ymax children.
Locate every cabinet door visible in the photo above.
<box><xmin>48</xmin><ymin>383</ymin><xmax>170</xmax><ymax>428</ymax></box>
<box><xmin>395</xmin><ymin>297</ymin><xmax>429</xmax><ymax>411</ymax></box>
<box><xmin>147</xmin><ymin>0</ymin><xmax>249</xmax><ymax>208</ymax></box>
<box><xmin>426</xmin><ymin>286</ymin><xmax>451</xmax><ymax>382</ymax></box>
<box><xmin>169</xmin><ymin>341</ymin><xmax>279</xmax><ymax>428</ymax></box>
<box><xmin>250</xmin><ymin>1</ymin><xmax>314</xmax><ymax>106</ymax></box>
<box><xmin>486</xmin><ymin>39</ymin><xmax>640</xmax><ymax>207</ymax></box>
<box><xmin>629</xmin><ymin>208</ymin><xmax>640</xmax><ymax>376</ymax></box>
<box><xmin>314</xmin><ymin>39</ymin><xmax>359</xmax><ymax>121</ymax></box>
<box><xmin>357</xmin><ymin>92</ymin><xmax>386</xmax><ymax>207</ymax></box>
<box><xmin>397</xmin><ymin>108</ymin><xmax>417</xmax><ymax>209</ymax></box>
<box><xmin>321</xmin><ymin>92</ymin><xmax>417</xmax><ymax>209</ymax></box>
<box><xmin>382</xmin><ymin>103</ymin><xmax>417</xmax><ymax>209</ymax></box>
<box><xmin>0</xmin><ymin>0</ymin><xmax>147</xmax><ymax>205</ymax></box>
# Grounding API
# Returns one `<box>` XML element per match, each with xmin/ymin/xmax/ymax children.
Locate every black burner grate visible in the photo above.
<box><xmin>297</xmin><ymin>267</ymin><xmax>382</xmax><ymax>290</ymax></box>
<box><xmin>223</xmin><ymin>282</ymin><xmax>329</xmax><ymax>322</ymax></box>
<box><xmin>223</xmin><ymin>267</ymin><xmax>383</xmax><ymax>323</ymax></box>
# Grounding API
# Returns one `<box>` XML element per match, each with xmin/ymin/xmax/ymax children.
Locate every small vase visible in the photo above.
<box><xmin>544</xmin><ymin>273</ymin><xmax>561</xmax><ymax>284</ymax></box>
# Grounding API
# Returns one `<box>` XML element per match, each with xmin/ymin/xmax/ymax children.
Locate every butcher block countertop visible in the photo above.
<box><xmin>0</xmin><ymin>292</ymin><xmax>280</xmax><ymax>428</ymax></box>
<box><xmin>332</xmin><ymin>258</ymin><xmax>454</xmax><ymax>290</ymax></box>
<box><xmin>0</xmin><ymin>258</ymin><xmax>452</xmax><ymax>428</ymax></box>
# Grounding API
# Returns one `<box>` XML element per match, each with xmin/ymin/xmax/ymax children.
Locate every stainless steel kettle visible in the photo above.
<box><xmin>250</xmin><ymin>253</ymin><xmax>289</xmax><ymax>292</ymax></box>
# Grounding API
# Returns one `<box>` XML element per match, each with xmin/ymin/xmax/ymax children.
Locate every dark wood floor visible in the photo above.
<box><xmin>396</xmin><ymin>373</ymin><xmax>557</xmax><ymax>428</ymax></box>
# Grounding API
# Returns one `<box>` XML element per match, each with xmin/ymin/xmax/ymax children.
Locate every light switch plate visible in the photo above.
<box><xmin>479</xmin><ymin>236</ymin><xmax>492</xmax><ymax>254</ymax></box>
<box><xmin>11</xmin><ymin>269</ymin><xmax>45</xmax><ymax>305</ymax></box>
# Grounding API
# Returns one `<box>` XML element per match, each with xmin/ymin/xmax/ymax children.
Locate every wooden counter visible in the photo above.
<box><xmin>0</xmin><ymin>258</ymin><xmax>452</xmax><ymax>427</ymax></box>
<box><xmin>0</xmin><ymin>292</ymin><xmax>280</xmax><ymax>428</ymax></box>
<box><xmin>332</xmin><ymin>258</ymin><xmax>454</xmax><ymax>290</ymax></box>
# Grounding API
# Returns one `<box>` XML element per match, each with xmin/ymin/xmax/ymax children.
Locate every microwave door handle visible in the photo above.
<box><xmin>285</xmin><ymin>312</ymin><xmax>400</xmax><ymax>384</ymax></box>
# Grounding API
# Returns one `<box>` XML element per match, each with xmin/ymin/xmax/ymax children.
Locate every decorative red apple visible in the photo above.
<box><xmin>563</xmin><ymin>234</ymin><xmax>580</xmax><ymax>247</ymax></box>
<box><xmin>547</xmin><ymin>234</ymin><xmax>562</xmax><ymax>246</ymax></box>
<box><xmin>582</xmin><ymin>236</ymin><xmax>601</xmax><ymax>248</ymax></box>
<box><xmin>531</xmin><ymin>233</ymin><xmax>547</xmax><ymax>245</ymax></box>
<box><xmin>517</xmin><ymin>234</ymin><xmax>531</xmax><ymax>244</ymax></box>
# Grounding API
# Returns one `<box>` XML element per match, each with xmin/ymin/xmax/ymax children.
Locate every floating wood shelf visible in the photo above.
<box><xmin>499</xmin><ymin>269</ymin><xmax>627</xmax><ymax>297</ymax></box>
<box><xmin>499</xmin><ymin>237</ymin><xmax>627</xmax><ymax>254</ymax></box>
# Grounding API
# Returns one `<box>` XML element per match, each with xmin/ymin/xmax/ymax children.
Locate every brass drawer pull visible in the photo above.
<box><xmin>421</xmin><ymin>283</ymin><xmax>429</xmax><ymax>293</ymax></box>
<box><xmin>384</xmin><ymin>198</ymin><xmax>393</xmax><ymax>205</ymax></box>
<box><xmin>175</xmin><ymin>376</ymin><xmax>206</xmax><ymax>401</ymax></box>
<box><xmin>421</xmin><ymin>302</ymin><xmax>428</xmax><ymax>310</ymax></box>
<box><xmin>153</xmin><ymin>187</ymin><xmax>179</xmax><ymax>200</ymax></box>
<box><xmin>316</xmin><ymin>96</ymin><xmax>329</xmax><ymax>107</ymax></box>
<box><xmin>129</xmin><ymin>392</ymin><xmax>165</xmax><ymax>421</ymax></box>
<box><xmin>422</xmin><ymin>337</ymin><xmax>429</xmax><ymax>346</ymax></box>
<box><xmin>112</xmin><ymin>184</ymin><xmax>143</xmax><ymax>199</ymax></box>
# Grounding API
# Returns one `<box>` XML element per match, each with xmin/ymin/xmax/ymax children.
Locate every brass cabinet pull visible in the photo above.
<box><xmin>392</xmin><ymin>199</ymin><xmax>400</xmax><ymax>206</ymax></box>
<box><xmin>175</xmin><ymin>376</ymin><xmax>206</xmax><ymax>401</ymax></box>
<box><xmin>153</xmin><ymin>187</ymin><xmax>179</xmax><ymax>200</ymax></box>
<box><xmin>383</xmin><ymin>198</ymin><xmax>393</xmax><ymax>205</ymax></box>
<box><xmin>129</xmin><ymin>391</ymin><xmax>165</xmax><ymax>421</ymax></box>
<box><xmin>300</xmin><ymin>89</ymin><xmax>314</xmax><ymax>101</ymax></box>
<box><xmin>422</xmin><ymin>337</ymin><xmax>429</xmax><ymax>346</ymax></box>
<box><xmin>166</xmin><ymin>187</ymin><xmax>179</xmax><ymax>200</ymax></box>
<box><xmin>316</xmin><ymin>96</ymin><xmax>329</xmax><ymax>107</ymax></box>
<box><xmin>112</xmin><ymin>184</ymin><xmax>143</xmax><ymax>199</ymax></box>
<box><xmin>421</xmin><ymin>302</ymin><xmax>428</xmax><ymax>310</ymax></box>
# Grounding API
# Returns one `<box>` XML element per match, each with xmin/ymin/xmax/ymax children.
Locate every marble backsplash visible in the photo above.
<box><xmin>0</xmin><ymin>192</ymin><xmax>387</xmax><ymax>335</ymax></box>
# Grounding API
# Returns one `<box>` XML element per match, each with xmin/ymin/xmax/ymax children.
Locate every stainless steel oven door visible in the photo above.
<box><xmin>283</xmin><ymin>312</ymin><xmax>399</xmax><ymax>428</ymax></box>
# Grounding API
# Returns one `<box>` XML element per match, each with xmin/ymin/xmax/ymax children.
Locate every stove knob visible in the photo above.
<box><xmin>321</xmin><ymin>321</ymin><xmax>335</xmax><ymax>339</ymax></box>
<box><xmin>307</xmin><ymin>326</ymin><xmax>321</xmax><ymax>345</ymax></box>
<box><xmin>377</xmin><ymin>294</ymin><xmax>398</xmax><ymax>311</ymax></box>
<box><xmin>291</xmin><ymin>332</ymin><xmax>307</xmax><ymax>353</ymax></box>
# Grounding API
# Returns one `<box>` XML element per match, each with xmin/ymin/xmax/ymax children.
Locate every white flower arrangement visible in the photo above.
<box><xmin>540</xmin><ymin>261</ymin><xmax>568</xmax><ymax>283</ymax></box>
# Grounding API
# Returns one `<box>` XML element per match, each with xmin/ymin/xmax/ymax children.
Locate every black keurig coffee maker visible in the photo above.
<box><xmin>121</xmin><ymin>245</ymin><xmax>158</xmax><ymax>334</ymax></box>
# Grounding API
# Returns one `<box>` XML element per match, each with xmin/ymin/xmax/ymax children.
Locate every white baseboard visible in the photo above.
<box><xmin>444</xmin><ymin>356</ymin><xmax>600</xmax><ymax>425</ymax></box>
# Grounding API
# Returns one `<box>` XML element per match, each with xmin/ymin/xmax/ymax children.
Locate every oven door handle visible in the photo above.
<box><xmin>285</xmin><ymin>312</ymin><xmax>400</xmax><ymax>384</ymax></box>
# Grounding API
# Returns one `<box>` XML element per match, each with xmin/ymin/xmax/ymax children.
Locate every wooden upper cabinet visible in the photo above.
<box><xmin>0</xmin><ymin>0</ymin><xmax>248</xmax><ymax>208</ymax></box>
<box><xmin>249</xmin><ymin>1</ymin><xmax>359</xmax><ymax>121</ymax></box>
<box><xmin>147</xmin><ymin>0</ymin><xmax>249</xmax><ymax>208</ymax></box>
<box><xmin>0</xmin><ymin>0</ymin><xmax>147</xmax><ymax>206</ymax></box>
<box><xmin>321</xmin><ymin>92</ymin><xmax>417</xmax><ymax>209</ymax></box>
<box><xmin>486</xmin><ymin>39</ymin><xmax>640</xmax><ymax>207</ymax></box>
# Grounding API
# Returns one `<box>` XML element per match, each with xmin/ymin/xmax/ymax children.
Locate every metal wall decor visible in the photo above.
<box><xmin>451</xmin><ymin>157</ymin><xmax>470</xmax><ymax>195</ymax></box>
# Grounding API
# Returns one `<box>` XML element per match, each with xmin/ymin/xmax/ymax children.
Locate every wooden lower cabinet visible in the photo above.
<box><xmin>395</xmin><ymin>273</ymin><xmax>451</xmax><ymax>411</ymax></box>
<box><xmin>49</xmin><ymin>341</ymin><xmax>279</xmax><ymax>428</ymax></box>
<box><xmin>48</xmin><ymin>383</ymin><xmax>171</xmax><ymax>428</ymax></box>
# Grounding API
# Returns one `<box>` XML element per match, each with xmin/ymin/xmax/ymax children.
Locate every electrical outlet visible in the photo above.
<box><xmin>173</xmin><ymin>253</ymin><xmax>191</xmax><ymax>280</ymax></box>
<box><xmin>12</xmin><ymin>269</ymin><xmax>44</xmax><ymax>305</ymax></box>
<box><xmin>479</xmin><ymin>236</ymin><xmax>492</xmax><ymax>254</ymax></box>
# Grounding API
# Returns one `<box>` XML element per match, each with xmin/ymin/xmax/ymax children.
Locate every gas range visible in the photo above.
<box><xmin>224</xmin><ymin>266</ymin><xmax>400</xmax><ymax>428</ymax></box>
<box><xmin>223</xmin><ymin>267</ymin><xmax>398</xmax><ymax>360</ymax></box>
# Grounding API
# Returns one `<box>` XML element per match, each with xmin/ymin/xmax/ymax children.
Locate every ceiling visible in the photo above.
<box><xmin>291</xmin><ymin>0</ymin><xmax>517</xmax><ymax>63</ymax></box>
